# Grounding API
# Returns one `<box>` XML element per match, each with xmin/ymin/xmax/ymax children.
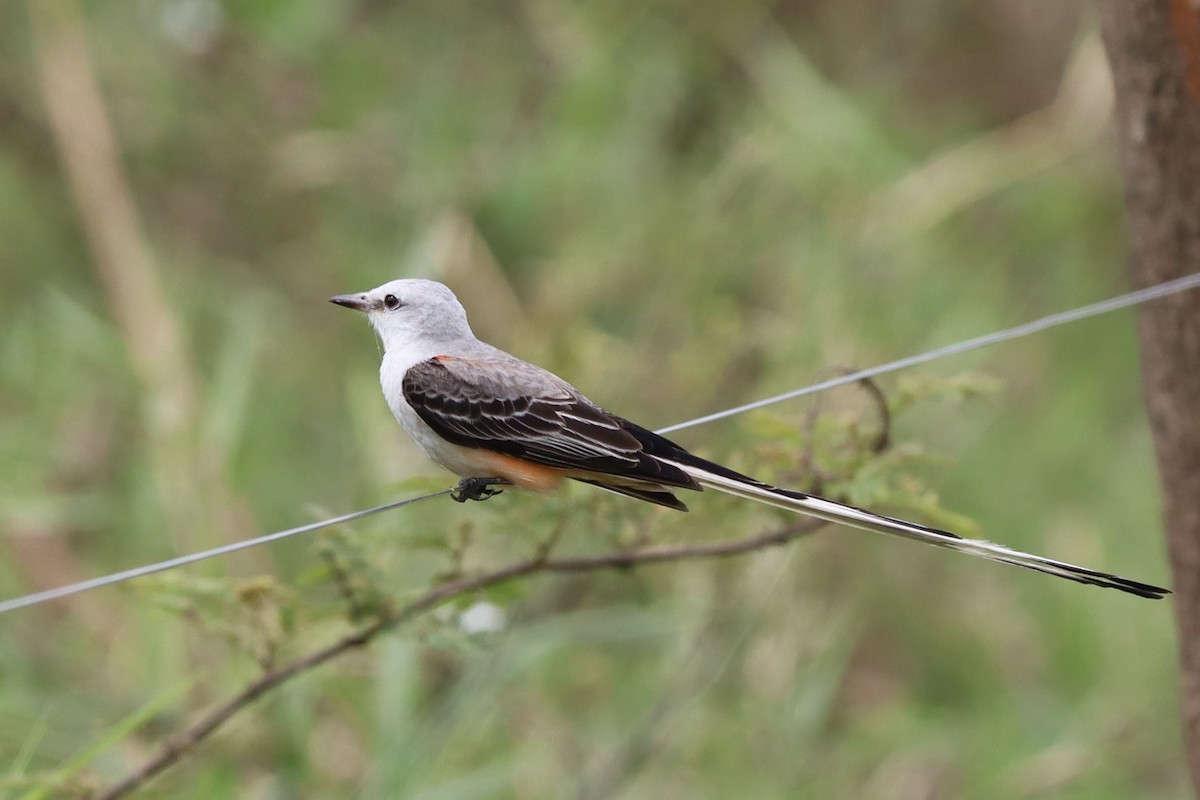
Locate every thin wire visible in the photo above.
<box><xmin>657</xmin><ymin>272</ymin><xmax>1200</xmax><ymax>434</ymax></box>
<box><xmin>0</xmin><ymin>489</ymin><xmax>454</xmax><ymax>614</ymax></box>
<box><xmin>1</xmin><ymin>272</ymin><xmax>1198</xmax><ymax>615</ymax></box>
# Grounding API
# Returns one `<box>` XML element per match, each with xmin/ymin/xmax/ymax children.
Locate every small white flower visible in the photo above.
<box><xmin>458</xmin><ymin>601</ymin><xmax>506</xmax><ymax>634</ymax></box>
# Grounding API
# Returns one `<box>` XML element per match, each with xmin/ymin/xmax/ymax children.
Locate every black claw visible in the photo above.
<box><xmin>452</xmin><ymin>477</ymin><xmax>506</xmax><ymax>503</ymax></box>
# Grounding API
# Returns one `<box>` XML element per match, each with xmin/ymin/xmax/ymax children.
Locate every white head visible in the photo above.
<box><xmin>331</xmin><ymin>279</ymin><xmax>474</xmax><ymax>353</ymax></box>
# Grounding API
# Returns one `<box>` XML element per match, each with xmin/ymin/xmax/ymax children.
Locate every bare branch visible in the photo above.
<box><xmin>94</xmin><ymin>517</ymin><xmax>824</xmax><ymax>800</ymax></box>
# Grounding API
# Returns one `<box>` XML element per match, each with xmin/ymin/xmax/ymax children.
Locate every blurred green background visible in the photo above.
<box><xmin>0</xmin><ymin>0</ymin><xmax>1182</xmax><ymax>798</ymax></box>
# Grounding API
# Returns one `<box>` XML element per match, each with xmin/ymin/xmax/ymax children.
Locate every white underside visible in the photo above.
<box><xmin>379</xmin><ymin>342</ymin><xmax>480</xmax><ymax>477</ymax></box>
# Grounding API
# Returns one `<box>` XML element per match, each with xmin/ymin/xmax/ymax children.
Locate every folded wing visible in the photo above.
<box><xmin>401</xmin><ymin>356</ymin><xmax>700</xmax><ymax>491</ymax></box>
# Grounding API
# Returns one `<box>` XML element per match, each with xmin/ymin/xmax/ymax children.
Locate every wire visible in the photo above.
<box><xmin>0</xmin><ymin>490</ymin><xmax>454</xmax><ymax>614</ymax></box>
<box><xmin>1</xmin><ymin>272</ymin><xmax>1198</xmax><ymax>615</ymax></box>
<box><xmin>657</xmin><ymin>272</ymin><xmax>1200</xmax><ymax>434</ymax></box>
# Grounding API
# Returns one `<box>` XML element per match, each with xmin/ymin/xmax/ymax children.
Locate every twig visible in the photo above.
<box><xmin>793</xmin><ymin>367</ymin><xmax>892</xmax><ymax>491</ymax></box>
<box><xmin>94</xmin><ymin>517</ymin><xmax>823</xmax><ymax>799</ymax></box>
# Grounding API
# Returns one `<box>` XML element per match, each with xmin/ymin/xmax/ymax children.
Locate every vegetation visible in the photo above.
<box><xmin>0</xmin><ymin>1</ymin><xmax>1181</xmax><ymax>797</ymax></box>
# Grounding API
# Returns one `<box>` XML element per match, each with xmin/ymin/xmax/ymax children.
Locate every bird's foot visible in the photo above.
<box><xmin>452</xmin><ymin>477</ymin><xmax>506</xmax><ymax>503</ymax></box>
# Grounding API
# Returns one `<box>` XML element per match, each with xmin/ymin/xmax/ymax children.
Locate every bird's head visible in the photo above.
<box><xmin>330</xmin><ymin>279</ymin><xmax>473</xmax><ymax>353</ymax></box>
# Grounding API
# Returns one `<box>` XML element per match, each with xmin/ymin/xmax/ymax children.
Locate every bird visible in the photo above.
<box><xmin>331</xmin><ymin>278</ymin><xmax>1169</xmax><ymax>599</ymax></box>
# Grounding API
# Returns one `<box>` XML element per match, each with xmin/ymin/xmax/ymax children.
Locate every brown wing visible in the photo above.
<box><xmin>401</xmin><ymin>356</ymin><xmax>699</xmax><ymax>490</ymax></box>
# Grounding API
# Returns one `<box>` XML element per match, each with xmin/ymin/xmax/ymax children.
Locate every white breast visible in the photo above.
<box><xmin>379</xmin><ymin>348</ymin><xmax>480</xmax><ymax>477</ymax></box>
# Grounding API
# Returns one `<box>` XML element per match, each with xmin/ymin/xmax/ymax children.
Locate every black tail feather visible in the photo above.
<box><xmin>573</xmin><ymin>479</ymin><xmax>690</xmax><ymax>511</ymax></box>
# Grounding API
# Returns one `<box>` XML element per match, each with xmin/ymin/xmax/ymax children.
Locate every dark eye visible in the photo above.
<box><xmin>383</xmin><ymin>294</ymin><xmax>401</xmax><ymax>310</ymax></box>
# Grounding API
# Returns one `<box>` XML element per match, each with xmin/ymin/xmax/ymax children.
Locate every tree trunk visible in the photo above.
<box><xmin>1096</xmin><ymin>0</ymin><xmax>1200</xmax><ymax>792</ymax></box>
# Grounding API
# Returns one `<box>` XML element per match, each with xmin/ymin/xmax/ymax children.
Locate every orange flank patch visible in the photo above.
<box><xmin>466</xmin><ymin>449</ymin><xmax>567</xmax><ymax>492</ymax></box>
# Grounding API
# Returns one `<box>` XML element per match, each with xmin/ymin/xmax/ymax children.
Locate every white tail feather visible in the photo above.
<box><xmin>670</xmin><ymin>461</ymin><xmax>1168</xmax><ymax>599</ymax></box>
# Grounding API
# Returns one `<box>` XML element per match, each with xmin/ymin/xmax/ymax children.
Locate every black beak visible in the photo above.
<box><xmin>330</xmin><ymin>293</ymin><xmax>372</xmax><ymax>312</ymax></box>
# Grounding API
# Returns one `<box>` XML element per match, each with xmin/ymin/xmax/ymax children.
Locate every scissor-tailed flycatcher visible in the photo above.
<box><xmin>332</xmin><ymin>279</ymin><xmax>1168</xmax><ymax>599</ymax></box>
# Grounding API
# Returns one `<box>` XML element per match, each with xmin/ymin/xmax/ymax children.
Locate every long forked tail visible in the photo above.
<box><xmin>664</xmin><ymin>458</ymin><xmax>1170</xmax><ymax>600</ymax></box>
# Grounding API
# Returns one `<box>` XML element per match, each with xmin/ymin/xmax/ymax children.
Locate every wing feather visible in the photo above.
<box><xmin>402</xmin><ymin>357</ymin><xmax>699</xmax><ymax>489</ymax></box>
